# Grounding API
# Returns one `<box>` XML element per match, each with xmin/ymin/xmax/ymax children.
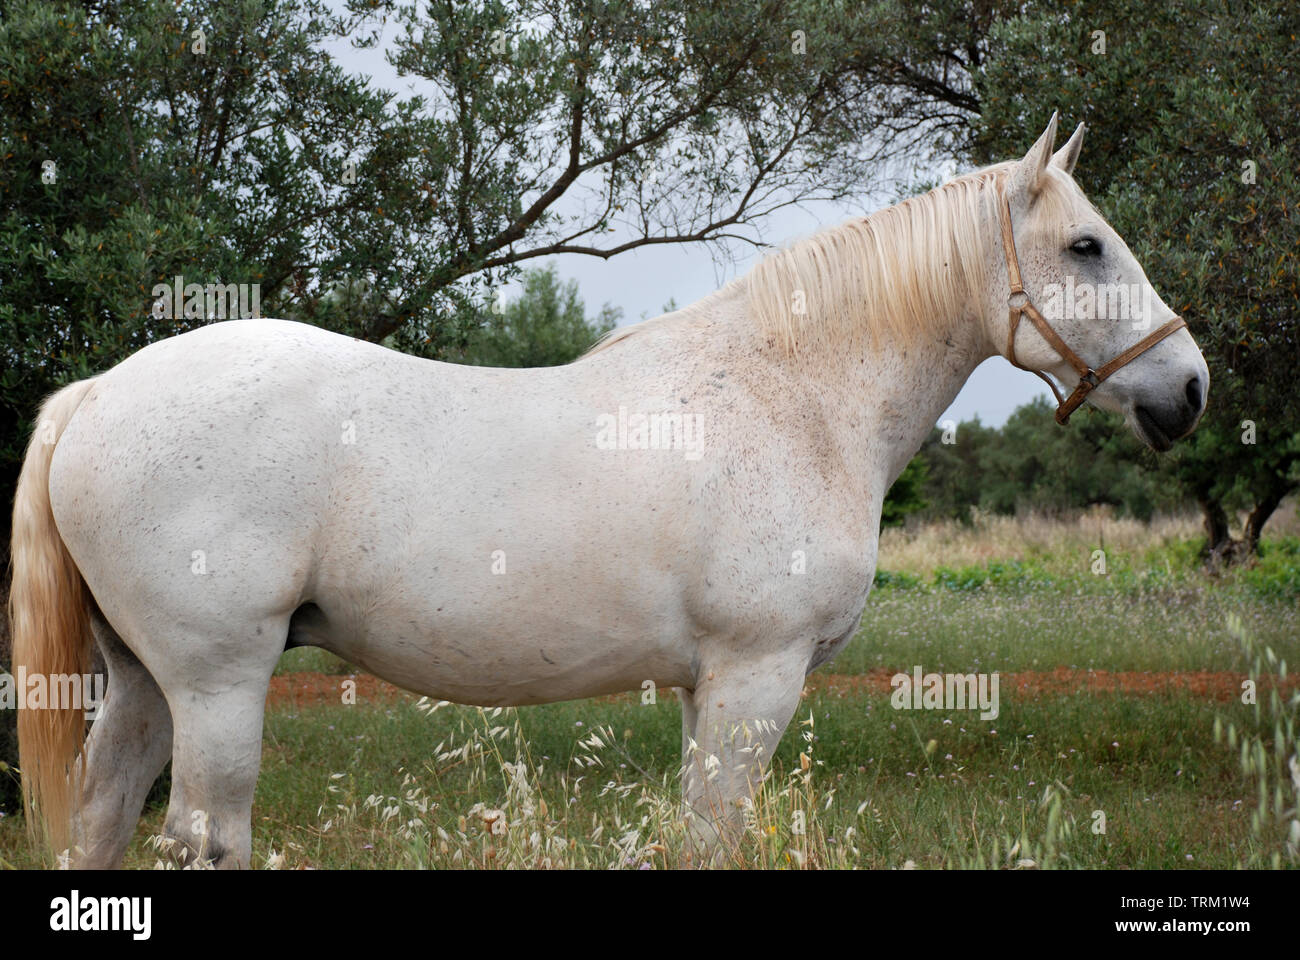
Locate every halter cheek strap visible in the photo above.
<box><xmin>998</xmin><ymin>187</ymin><xmax>1188</xmax><ymax>425</ymax></box>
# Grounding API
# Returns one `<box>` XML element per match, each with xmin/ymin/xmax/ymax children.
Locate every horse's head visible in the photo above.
<box><xmin>984</xmin><ymin>113</ymin><xmax>1208</xmax><ymax>450</ymax></box>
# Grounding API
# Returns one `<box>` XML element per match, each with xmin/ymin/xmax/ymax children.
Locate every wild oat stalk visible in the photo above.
<box><xmin>720</xmin><ymin>711</ymin><xmax>856</xmax><ymax>869</ymax></box>
<box><xmin>954</xmin><ymin>780</ymin><xmax>1076</xmax><ymax>870</ymax></box>
<box><xmin>1214</xmin><ymin>613</ymin><xmax>1299</xmax><ymax>868</ymax></box>
<box><xmin>313</xmin><ymin>699</ymin><xmax>699</xmax><ymax>868</ymax></box>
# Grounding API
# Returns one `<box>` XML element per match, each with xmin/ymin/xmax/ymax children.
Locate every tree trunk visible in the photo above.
<box><xmin>1199</xmin><ymin>480</ymin><xmax>1294</xmax><ymax>571</ymax></box>
<box><xmin>1198</xmin><ymin>495</ymin><xmax>1244</xmax><ymax>572</ymax></box>
<box><xmin>1198</xmin><ymin>495</ymin><xmax>1231</xmax><ymax>553</ymax></box>
<box><xmin>1244</xmin><ymin>485</ymin><xmax>1290</xmax><ymax>552</ymax></box>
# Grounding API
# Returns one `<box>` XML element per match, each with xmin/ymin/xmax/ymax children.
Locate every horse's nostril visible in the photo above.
<box><xmin>1185</xmin><ymin>376</ymin><xmax>1203</xmax><ymax>411</ymax></box>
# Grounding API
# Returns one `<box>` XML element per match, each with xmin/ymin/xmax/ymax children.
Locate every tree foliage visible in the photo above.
<box><xmin>881</xmin><ymin>454</ymin><xmax>927</xmax><ymax>527</ymax></box>
<box><xmin>449</xmin><ymin>265</ymin><xmax>618</xmax><ymax>368</ymax></box>
<box><xmin>910</xmin><ymin>398</ymin><xmax>1183</xmax><ymax>524</ymax></box>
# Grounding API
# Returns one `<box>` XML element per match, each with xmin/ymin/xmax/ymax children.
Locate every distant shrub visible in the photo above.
<box><xmin>1238</xmin><ymin>537</ymin><xmax>1300</xmax><ymax>600</ymax></box>
<box><xmin>872</xmin><ymin>569</ymin><xmax>922</xmax><ymax>591</ymax></box>
<box><xmin>932</xmin><ymin>565</ymin><xmax>989</xmax><ymax>591</ymax></box>
<box><xmin>1142</xmin><ymin>536</ymin><xmax>1207</xmax><ymax>574</ymax></box>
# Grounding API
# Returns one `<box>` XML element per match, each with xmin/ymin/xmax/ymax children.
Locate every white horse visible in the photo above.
<box><xmin>10</xmin><ymin>114</ymin><xmax>1207</xmax><ymax>868</ymax></box>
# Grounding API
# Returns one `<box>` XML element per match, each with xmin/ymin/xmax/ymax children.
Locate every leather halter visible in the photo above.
<box><xmin>998</xmin><ymin>187</ymin><xmax>1187</xmax><ymax>424</ymax></box>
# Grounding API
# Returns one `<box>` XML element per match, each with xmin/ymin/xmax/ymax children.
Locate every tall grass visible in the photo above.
<box><xmin>292</xmin><ymin>700</ymin><xmax>860</xmax><ymax>870</ymax></box>
<box><xmin>879</xmin><ymin>502</ymin><xmax>1300</xmax><ymax>578</ymax></box>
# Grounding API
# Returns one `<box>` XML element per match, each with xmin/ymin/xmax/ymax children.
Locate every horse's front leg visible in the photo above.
<box><xmin>678</xmin><ymin>647</ymin><xmax>807</xmax><ymax>865</ymax></box>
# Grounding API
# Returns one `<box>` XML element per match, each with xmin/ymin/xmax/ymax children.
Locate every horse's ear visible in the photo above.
<box><xmin>1006</xmin><ymin>110</ymin><xmax>1059</xmax><ymax>201</ymax></box>
<box><xmin>1051</xmin><ymin>121</ymin><xmax>1085</xmax><ymax>176</ymax></box>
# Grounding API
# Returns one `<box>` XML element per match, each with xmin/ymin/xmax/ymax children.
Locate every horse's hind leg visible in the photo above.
<box><xmin>71</xmin><ymin>613</ymin><xmax>173</xmax><ymax>869</ymax></box>
<box><xmin>155</xmin><ymin>620</ymin><xmax>283</xmax><ymax>870</ymax></box>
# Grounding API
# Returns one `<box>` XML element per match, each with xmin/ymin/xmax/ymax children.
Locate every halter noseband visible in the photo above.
<box><xmin>997</xmin><ymin>186</ymin><xmax>1187</xmax><ymax>425</ymax></box>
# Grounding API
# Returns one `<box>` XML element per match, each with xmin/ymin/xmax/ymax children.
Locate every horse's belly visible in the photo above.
<box><xmin>300</xmin><ymin>590</ymin><xmax>696</xmax><ymax>707</ymax></box>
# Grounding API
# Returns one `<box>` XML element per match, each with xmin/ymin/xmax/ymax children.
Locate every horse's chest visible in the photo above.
<box><xmin>688</xmin><ymin>533</ymin><xmax>876</xmax><ymax>664</ymax></box>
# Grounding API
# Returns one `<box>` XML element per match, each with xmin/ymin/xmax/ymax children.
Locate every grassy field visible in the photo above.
<box><xmin>2</xmin><ymin>507</ymin><xmax>1298</xmax><ymax>869</ymax></box>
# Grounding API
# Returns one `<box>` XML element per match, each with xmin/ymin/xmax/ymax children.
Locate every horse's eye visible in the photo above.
<box><xmin>1070</xmin><ymin>237</ymin><xmax>1102</xmax><ymax>257</ymax></box>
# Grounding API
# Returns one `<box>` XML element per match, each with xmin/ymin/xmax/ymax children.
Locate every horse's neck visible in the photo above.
<box><xmin>702</xmin><ymin>289</ymin><xmax>991</xmax><ymax>499</ymax></box>
<box><xmin>835</xmin><ymin>313</ymin><xmax>989</xmax><ymax>489</ymax></box>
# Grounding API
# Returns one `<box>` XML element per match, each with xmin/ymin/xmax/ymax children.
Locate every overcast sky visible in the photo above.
<box><xmin>322</xmin><ymin>11</ymin><xmax>1051</xmax><ymax>427</ymax></box>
